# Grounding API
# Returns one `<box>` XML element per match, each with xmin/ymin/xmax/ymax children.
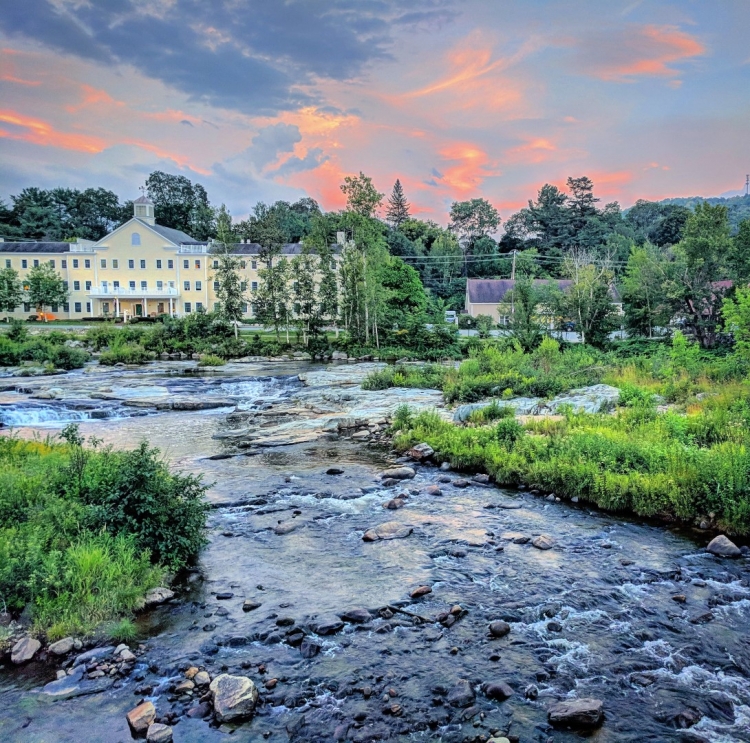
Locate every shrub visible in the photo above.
<box><xmin>198</xmin><ymin>354</ymin><xmax>226</xmax><ymax>367</ymax></box>
<box><xmin>99</xmin><ymin>343</ymin><xmax>153</xmax><ymax>365</ymax></box>
<box><xmin>466</xmin><ymin>401</ymin><xmax>515</xmax><ymax>425</ymax></box>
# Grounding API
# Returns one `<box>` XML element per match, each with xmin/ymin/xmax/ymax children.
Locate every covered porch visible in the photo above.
<box><xmin>89</xmin><ymin>286</ymin><xmax>180</xmax><ymax>319</ymax></box>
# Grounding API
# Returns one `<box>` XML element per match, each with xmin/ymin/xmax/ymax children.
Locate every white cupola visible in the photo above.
<box><xmin>133</xmin><ymin>194</ymin><xmax>155</xmax><ymax>224</ymax></box>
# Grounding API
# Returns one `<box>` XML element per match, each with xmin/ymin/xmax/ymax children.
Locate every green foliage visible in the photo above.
<box><xmin>386</xmin><ymin>179</ymin><xmax>410</xmax><ymax>227</ymax></box>
<box><xmin>466</xmin><ymin>401</ymin><xmax>515</xmax><ymax>425</ymax></box>
<box><xmin>362</xmin><ymin>363</ymin><xmax>447</xmax><ymax>391</ymax></box>
<box><xmin>340</xmin><ymin>172</ymin><xmax>384</xmax><ymax>217</ymax></box>
<box><xmin>198</xmin><ymin>353</ymin><xmax>226</xmax><ymax>367</ymax></box>
<box><xmin>0</xmin><ymin>266</ymin><xmax>23</xmax><ymax>312</ymax></box>
<box><xmin>722</xmin><ymin>286</ymin><xmax>750</xmax><ymax>362</ymax></box>
<box><xmin>25</xmin><ymin>262</ymin><xmax>69</xmax><ymax>316</ymax></box>
<box><xmin>0</xmin><ymin>432</ymin><xmax>207</xmax><ymax>636</ymax></box>
<box><xmin>507</xmin><ymin>277</ymin><xmax>545</xmax><ymax>351</ymax></box>
<box><xmin>99</xmin><ymin>340</ymin><xmax>153</xmax><ymax>365</ymax></box>
<box><xmin>107</xmin><ymin>617</ymin><xmax>138</xmax><ymax>643</ymax></box>
<box><xmin>0</xmin><ymin>328</ymin><xmax>89</xmax><ymax>369</ymax></box>
<box><xmin>475</xmin><ymin>314</ymin><xmax>494</xmax><ymax>339</ymax></box>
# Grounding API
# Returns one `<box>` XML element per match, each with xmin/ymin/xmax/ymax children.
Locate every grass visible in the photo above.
<box><xmin>0</xmin><ymin>428</ymin><xmax>209</xmax><ymax>638</ymax></box>
<box><xmin>198</xmin><ymin>354</ymin><xmax>226</xmax><ymax>367</ymax></box>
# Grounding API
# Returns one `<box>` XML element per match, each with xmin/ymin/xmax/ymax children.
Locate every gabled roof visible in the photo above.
<box><xmin>466</xmin><ymin>279</ymin><xmax>573</xmax><ymax>304</ymax></box>
<box><xmin>0</xmin><ymin>242</ymin><xmax>72</xmax><ymax>254</ymax></box>
<box><xmin>133</xmin><ymin>195</ymin><xmax>153</xmax><ymax>204</ymax></box>
<box><xmin>229</xmin><ymin>243</ymin><xmax>340</xmax><ymax>256</ymax></box>
<box><xmin>146</xmin><ymin>222</ymin><xmax>200</xmax><ymax>245</ymax></box>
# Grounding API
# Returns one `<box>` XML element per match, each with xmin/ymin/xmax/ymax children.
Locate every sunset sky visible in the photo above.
<box><xmin>1</xmin><ymin>0</ymin><xmax>748</xmax><ymax>224</ymax></box>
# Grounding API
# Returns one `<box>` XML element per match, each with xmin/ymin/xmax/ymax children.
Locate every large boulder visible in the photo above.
<box><xmin>380</xmin><ymin>466</ymin><xmax>416</xmax><ymax>480</ymax></box>
<box><xmin>48</xmin><ymin>637</ymin><xmax>75</xmax><ymax>656</ymax></box>
<box><xmin>706</xmin><ymin>535</ymin><xmax>741</xmax><ymax>558</ymax></box>
<box><xmin>362</xmin><ymin>521</ymin><xmax>413</xmax><ymax>542</ymax></box>
<box><xmin>447</xmin><ymin>679</ymin><xmax>475</xmax><ymax>708</ymax></box>
<box><xmin>126</xmin><ymin>701</ymin><xmax>156</xmax><ymax>735</ymax></box>
<box><xmin>339</xmin><ymin>608</ymin><xmax>372</xmax><ymax>624</ymax></box>
<box><xmin>548</xmin><ymin>698</ymin><xmax>604</xmax><ymax>729</ymax></box>
<box><xmin>146</xmin><ymin>723</ymin><xmax>173</xmax><ymax>743</ymax></box>
<box><xmin>143</xmin><ymin>587</ymin><xmax>175</xmax><ymax>607</ymax></box>
<box><xmin>11</xmin><ymin>637</ymin><xmax>41</xmax><ymax>664</ymax></box>
<box><xmin>209</xmin><ymin>674</ymin><xmax>259</xmax><ymax>723</ymax></box>
<box><xmin>408</xmin><ymin>443</ymin><xmax>434</xmax><ymax>461</ymax></box>
<box><xmin>532</xmin><ymin>535</ymin><xmax>554</xmax><ymax>550</ymax></box>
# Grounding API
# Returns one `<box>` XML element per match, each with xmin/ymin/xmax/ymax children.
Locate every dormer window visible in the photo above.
<box><xmin>132</xmin><ymin>232</ymin><xmax>141</xmax><ymax>246</ymax></box>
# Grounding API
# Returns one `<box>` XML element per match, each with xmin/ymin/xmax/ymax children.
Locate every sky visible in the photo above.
<box><xmin>0</xmin><ymin>0</ymin><xmax>748</xmax><ymax>225</ymax></box>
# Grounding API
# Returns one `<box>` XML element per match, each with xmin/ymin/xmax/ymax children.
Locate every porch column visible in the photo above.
<box><xmin>169</xmin><ymin>297</ymin><xmax>173</xmax><ymax>316</ymax></box>
<box><xmin>144</xmin><ymin>297</ymin><xmax>148</xmax><ymax>316</ymax></box>
<box><xmin>115</xmin><ymin>297</ymin><xmax>120</xmax><ymax>318</ymax></box>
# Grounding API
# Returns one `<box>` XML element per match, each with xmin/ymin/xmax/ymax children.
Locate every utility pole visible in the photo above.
<box><xmin>510</xmin><ymin>249</ymin><xmax>517</xmax><ymax>281</ymax></box>
<box><xmin>510</xmin><ymin>250</ymin><xmax>517</xmax><ymax>320</ymax></box>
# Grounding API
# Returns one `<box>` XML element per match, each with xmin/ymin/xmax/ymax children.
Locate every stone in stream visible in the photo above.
<box><xmin>447</xmin><ymin>679</ymin><xmax>475</xmax><ymax>708</ymax></box>
<box><xmin>706</xmin><ymin>535</ymin><xmax>741</xmax><ymax>558</ymax></box>
<box><xmin>209</xmin><ymin>674</ymin><xmax>259</xmax><ymax>723</ymax></box>
<box><xmin>273</xmin><ymin>521</ymin><xmax>299</xmax><ymax>535</ymax></box>
<box><xmin>482</xmin><ymin>681</ymin><xmax>514</xmax><ymax>701</ymax></box>
<box><xmin>146</xmin><ymin>723</ymin><xmax>173</xmax><ymax>743</ymax></box>
<box><xmin>383</xmin><ymin>497</ymin><xmax>406</xmax><ymax>510</ymax></box>
<box><xmin>194</xmin><ymin>671</ymin><xmax>211</xmax><ymax>687</ymax></box>
<box><xmin>339</xmin><ymin>608</ymin><xmax>372</xmax><ymax>624</ymax></box>
<box><xmin>314</xmin><ymin>617</ymin><xmax>344</xmax><ymax>635</ymax></box>
<box><xmin>452</xmin><ymin>479</ymin><xmax>469</xmax><ymax>488</ymax></box>
<box><xmin>424</xmin><ymin>485</ymin><xmax>442</xmax><ymax>496</ymax></box>
<box><xmin>326</xmin><ymin>467</ymin><xmax>344</xmax><ymax>475</ymax></box>
<box><xmin>408</xmin><ymin>443</ymin><xmax>434</xmax><ymax>461</ymax></box>
<box><xmin>300</xmin><ymin>638</ymin><xmax>321</xmax><ymax>659</ymax></box>
<box><xmin>380</xmin><ymin>466</ymin><xmax>415</xmax><ymax>480</ymax></box>
<box><xmin>47</xmin><ymin>637</ymin><xmax>75</xmax><ymax>656</ymax></box>
<box><xmin>242</xmin><ymin>600</ymin><xmax>262</xmax><ymax>612</ymax></box>
<box><xmin>362</xmin><ymin>521</ymin><xmax>413</xmax><ymax>542</ymax></box>
<box><xmin>532</xmin><ymin>535</ymin><xmax>555</xmax><ymax>550</ymax></box>
<box><xmin>126</xmin><ymin>701</ymin><xmax>156</xmax><ymax>735</ymax></box>
<box><xmin>473</xmin><ymin>473</ymin><xmax>491</xmax><ymax>484</ymax></box>
<box><xmin>548</xmin><ymin>698</ymin><xmax>604</xmax><ymax>729</ymax></box>
<box><xmin>216</xmin><ymin>592</ymin><xmax>234</xmax><ymax>600</ymax></box>
<box><xmin>489</xmin><ymin>620</ymin><xmax>511</xmax><ymax>638</ymax></box>
<box><xmin>11</xmin><ymin>637</ymin><xmax>41</xmax><ymax>664</ymax></box>
<box><xmin>410</xmin><ymin>585</ymin><xmax>432</xmax><ymax>599</ymax></box>
<box><xmin>143</xmin><ymin>587</ymin><xmax>175</xmax><ymax>607</ymax></box>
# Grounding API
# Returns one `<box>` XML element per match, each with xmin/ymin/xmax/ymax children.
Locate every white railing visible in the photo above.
<box><xmin>178</xmin><ymin>244</ymin><xmax>209</xmax><ymax>254</ymax></box>
<box><xmin>68</xmin><ymin>243</ymin><xmax>95</xmax><ymax>253</ymax></box>
<box><xmin>88</xmin><ymin>285</ymin><xmax>179</xmax><ymax>297</ymax></box>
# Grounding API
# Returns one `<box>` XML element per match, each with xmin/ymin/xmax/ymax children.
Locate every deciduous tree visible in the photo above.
<box><xmin>26</xmin><ymin>262</ymin><xmax>68</xmax><ymax>320</ymax></box>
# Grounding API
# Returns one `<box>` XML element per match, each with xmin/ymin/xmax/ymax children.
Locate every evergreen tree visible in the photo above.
<box><xmin>210</xmin><ymin>205</ymin><xmax>245</xmax><ymax>338</ymax></box>
<box><xmin>386</xmin><ymin>179</ymin><xmax>410</xmax><ymax>227</ymax></box>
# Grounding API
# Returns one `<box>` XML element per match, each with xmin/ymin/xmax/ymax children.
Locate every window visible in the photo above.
<box><xmin>183</xmin><ymin>259</ymin><xmax>189</xmax><ymax>269</ymax></box>
<box><xmin>100</xmin><ymin>259</ymin><xmax>107</xmax><ymax>268</ymax></box>
<box><xmin>23</xmin><ymin>302</ymin><xmax>31</xmax><ymax>312</ymax></box>
<box><xmin>213</xmin><ymin>260</ymin><xmax>219</xmax><ymax>269</ymax></box>
<box><xmin>184</xmin><ymin>302</ymin><xmax>192</xmax><ymax>313</ymax></box>
<box><xmin>128</xmin><ymin>259</ymin><xmax>134</xmax><ymax>269</ymax></box>
<box><xmin>156</xmin><ymin>259</ymin><xmax>162</xmax><ymax>269</ymax></box>
<box><xmin>195</xmin><ymin>280</ymin><xmax>202</xmax><ymax>291</ymax></box>
<box><xmin>184</xmin><ymin>280</ymin><xmax>190</xmax><ymax>291</ymax></box>
<box><xmin>73</xmin><ymin>281</ymin><xmax>80</xmax><ymax>291</ymax></box>
<box><xmin>62</xmin><ymin>281</ymin><xmax>68</xmax><ymax>290</ymax></box>
<box><xmin>73</xmin><ymin>259</ymin><xmax>79</xmax><ymax>268</ymax></box>
<box><xmin>195</xmin><ymin>259</ymin><xmax>201</xmax><ymax>269</ymax></box>
<box><xmin>213</xmin><ymin>281</ymin><xmax>219</xmax><ymax>291</ymax></box>
<box><xmin>251</xmin><ymin>260</ymin><xmax>257</xmax><ymax>269</ymax></box>
<box><xmin>85</xmin><ymin>281</ymin><xmax>91</xmax><ymax>290</ymax></box>
<box><xmin>131</xmin><ymin>232</ymin><xmax>141</xmax><ymax>246</ymax></box>
<box><xmin>74</xmin><ymin>302</ymin><xmax>81</xmax><ymax>313</ymax></box>
<box><xmin>112</xmin><ymin>259</ymin><xmax>118</xmax><ymax>269</ymax></box>
<box><xmin>167</xmin><ymin>260</ymin><xmax>174</xmax><ymax>269</ymax></box>
<box><xmin>49</xmin><ymin>260</ymin><xmax>55</xmax><ymax>268</ymax></box>
<box><xmin>168</xmin><ymin>281</ymin><xmax>175</xmax><ymax>289</ymax></box>
<box><xmin>251</xmin><ymin>281</ymin><xmax>258</xmax><ymax>291</ymax></box>
<box><xmin>21</xmin><ymin>260</ymin><xmax>27</xmax><ymax>268</ymax></box>
<box><xmin>240</xmin><ymin>261</ymin><xmax>246</xmax><ymax>269</ymax></box>
<box><xmin>140</xmin><ymin>259</ymin><xmax>146</xmax><ymax>269</ymax></box>
<box><xmin>84</xmin><ymin>259</ymin><xmax>91</xmax><ymax>268</ymax></box>
<box><xmin>242</xmin><ymin>303</ymin><xmax>248</xmax><ymax>314</ymax></box>
<box><xmin>63</xmin><ymin>302</ymin><xmax>69</xmax><ymax>312</ymax></box>
<box><xmin>113</xmin><ymin>281</ymin><xmax>120</xmax><ymax>289</ymax></box>
<box><xmin>86</xmin><ymin>302</ymin><xmax>91</xmax><ymax>313</ymax></box>
<box><xmin>196</xmin><ymin>302</ymin><xmax>203</xmax><ymax>312</ymax></box>
<box><xmin>129</xmin><ymin>281</ymin><xmax>136</xmax><ymax>289</ymax></box>
<box><xmin>139</xmin><ymin>280</ymin><xmax>147</xmax><ymax>290</ymax></box>
<box><xmin>4</xmin><ymin>259</ymin><xmax>10</xmax><ymax>268</ymax></box>
<box><xmin>156</xmin><ymin>280</ymin><xmax>163</xmax><ymax>290</ymax></box>
<box><xmin>102</xmin><ymin>302</ymin><xmax>110</xmax><ymax>314</ymax></box>
<box><xmin>61</xmin><ymin>260</ymin><xmax>67</xmax><ymax>269</ymax></box>
<box><xmin>51</xmin><ymin>303</ymin><xmax>58</xmax><ymax>312</ymax></box>
<box><xmin>33</xmin><ymin>259</ymin><xmax>39</xmax><ymax>267</ymax></box>
<box><xmin>240</xmin><ymin>281</ymin><xmax>247</xmax><ymax>291</ymax></box>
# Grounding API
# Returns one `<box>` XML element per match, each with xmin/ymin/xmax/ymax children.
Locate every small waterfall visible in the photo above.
<box><xmin>0</xmin><ymin>404</ymin><xmax>94</xmax><ymax>427</ymax></box>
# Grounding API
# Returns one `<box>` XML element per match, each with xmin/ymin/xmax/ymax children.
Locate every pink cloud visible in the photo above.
<box><xmin>0</xmin><ymin>109</ymin><xmax>106</xmax><ymax>153</ymax></box>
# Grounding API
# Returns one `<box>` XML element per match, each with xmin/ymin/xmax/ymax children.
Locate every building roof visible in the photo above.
<box><xmin>137</xmin><ymin>220</ymin><xmax>198</xmax><ymax>245</ymax></box>
<box><xmin>0</xmin><ymin>242</ymin><xmax>72</xmax><ymax>254</ymax></box>
<box><xmin>466</xmin><ymin>279</ymin><xmax>573</xmax><ymax>304</ymax></box>
<box><xmin>133</xmin><ymin>195</ymin><xmax>153</xmax><ymax>204</ymax></box>
<box><xmin>229</xmin><ymin>242</ymin><xmax>340</xmax><ymax>256</ymax></box>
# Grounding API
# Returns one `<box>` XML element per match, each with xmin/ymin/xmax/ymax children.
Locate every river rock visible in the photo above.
<box><xmin>243</xmin><ymin>600</ymin><xmax>262</xmax><ymax>612</ymax></box>
<box><xmin>47</xmin><ymin>636</ymin><xmax>75</xmax><ymax>656</ymax></box>
<box><xmin>11</xmin><ymin>636</ymin><xmax>41</xmax><ymax>664</ymax></box>
<box><xmin>383</xmin><ymin>497</ymin><xmax>406</xmax><ymax>510</ymax></box>
<box><xmin>424</xmin><ymin>485</ymin><xmax>442</xmax><ymax>496</ymax></box>
<box><xmin>126</xmin><ymin>701</ymin><xmax>156</xmax><ymax>735</ymax></box>
<box><xmin>143</xmin><ymin>587</ymin><xmax>175</xmax><ymax>607</ymax></box>
<box><xmin>548</xmin><ymin>698</ymin><xmax>604</xmax><ymax>729</ymax></box>
<box><xmin>326</xmin><ymin>467</ymin><xmax>344</xmax><ymax>475</ymax></box>
<box><xmin>274</xmin><ymin>521</ymin><xmax>299</xmax><ymax>535</ymax></box>
<box><xmin>146</xmin><ymin>723</ymin><xmax>173</xmax><ymax>743</ymax></box>
<box><xmin>380</xmin><ymin>466</ymin><xmax>415</xmax><ymax>480</ymax></box>
<box><xmin>194</xmin><ymin>671</ymin><xmax>211</xmax><ymax>687</ymax></box>
<box><xmin>209</xmin><ymin>674</ymin><xmax>259</xmax><ymax>723</ymax></box>
<box><xmin>410</xmin><ymin>585</ymin><xmax>432</xmax><ymax>599</ymax></box>
<box><xmin>532</xmin><ymin>535</ymin><xmax>554</xmax><ymax>550</ymax></box>
<box><xmin>408</xmin><ymin>443</ymin><xmax>434</xmax><ymax>461</ymax></box>
<box><xmin>447</xmin><ymin>679</ymin><xmax>475</xmax><ymax>708</ymax></box>
<box><xmin>489</xmin><ymin>620</ymin><xmax>511</xmax><ymax>638</ymax></box>
<box><xmin>483</xmin><ymin>681</ymin><xmax>514</xmax><ymax>701</ymax></box>
<box><xmin>315</xmin><ymin>617</ymin><xmax>344</xmax><ymax>635</ymax></box>
<box><xmin>362</xmin><ymin>521</ymin><xmax>413</xmax><ymax>541</ymax></box>
<box><xmin>706</xmin><ymin>535</ymin><xmax>741</xmax><ymax>558</ymax></box>
<box><xmin>300</xmin><ymin>638</ymin><xmax>321</xmax><ymax>658</ymax></box>
<box><xmin>339</xmin><ymin>608</ymin><xmax>372</xmax><ymax>624</ymax></box>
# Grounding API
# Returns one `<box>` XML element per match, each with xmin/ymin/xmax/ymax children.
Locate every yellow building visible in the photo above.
<box><xmin>0</xmin><ymin>195</ymin><xmax>315</xmax><ymax>320</ymax></box>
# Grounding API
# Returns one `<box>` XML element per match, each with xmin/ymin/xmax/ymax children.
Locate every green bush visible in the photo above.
<box><xmin>466</xmin><ymin>401</ymin><xmax>515</xmax><ymax>425</ymax></box>
<box><xmin>362</xmin><ymin>363</ymin><xmax>448</xmax><ymax>391</ymax></box>
<box><xmin>198</xmin><ymin>354</ymin><xmax>226</xmax><ymax>367</ymax></box>
<box><xmin>99</xmin><ymin>342</ymin><xmax>153</xmax><ymax>365</ymax></box>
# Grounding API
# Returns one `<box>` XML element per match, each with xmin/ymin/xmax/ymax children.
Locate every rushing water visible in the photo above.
<box><xmin>0</xmin><ymin>362</ymin><xmax>749</xmax><ymax>743</ymax></box>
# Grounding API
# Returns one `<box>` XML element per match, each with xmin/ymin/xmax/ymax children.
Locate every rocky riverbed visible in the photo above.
<box><xmin>1</xmin><ymin>360</ymin><xmax>749</xmax><ymax>743</ymax></box>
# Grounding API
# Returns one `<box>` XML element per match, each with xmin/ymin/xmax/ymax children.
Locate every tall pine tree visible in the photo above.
<box><xmin>386</xmin><ymin>179</ymin><xmax>410</xmax><ymax>227</ymax></box>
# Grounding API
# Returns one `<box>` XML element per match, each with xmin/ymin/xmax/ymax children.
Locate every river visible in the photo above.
<box><xmin>0</xmin><ymin>361</ymin><xmax>748</xmax><ymax>742</ymax></box>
